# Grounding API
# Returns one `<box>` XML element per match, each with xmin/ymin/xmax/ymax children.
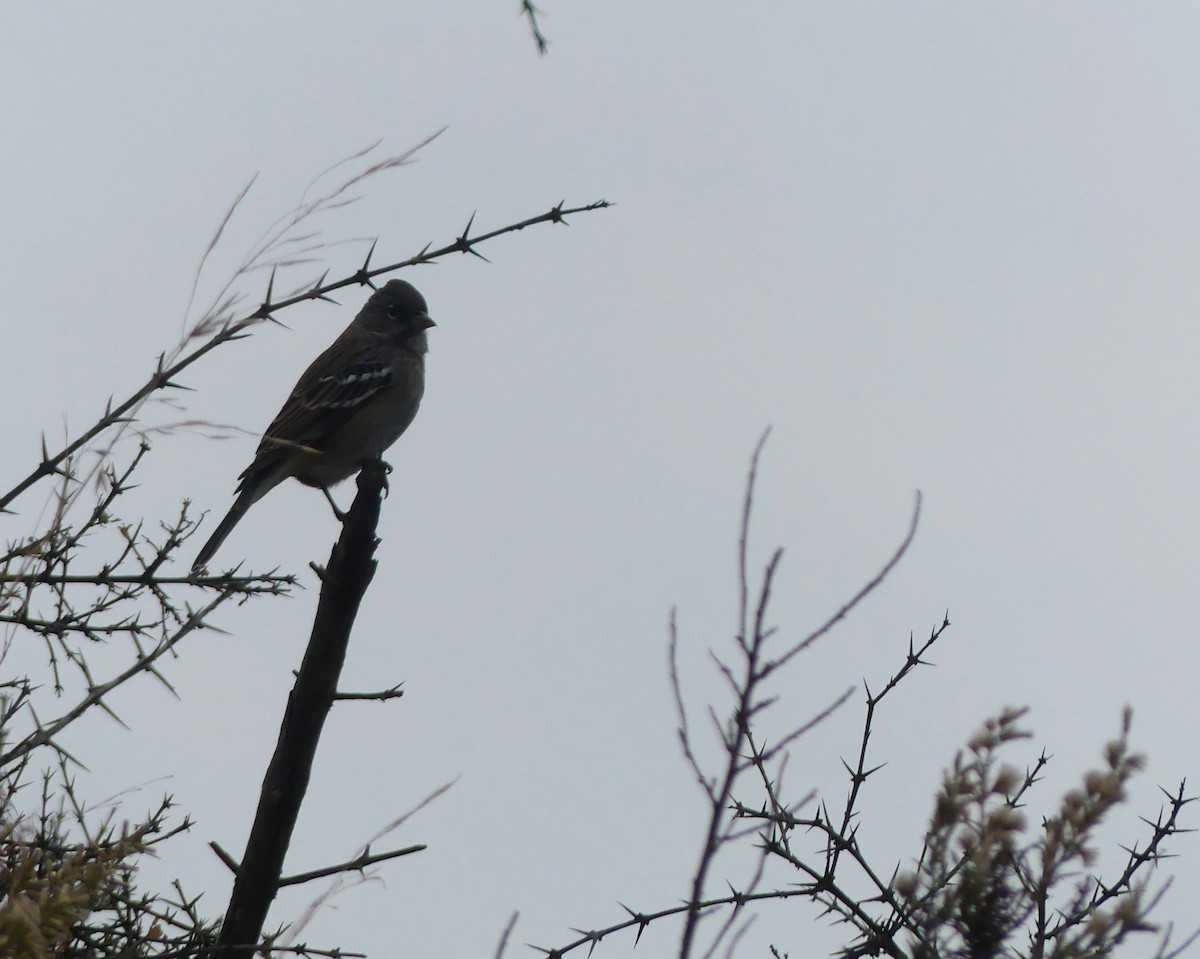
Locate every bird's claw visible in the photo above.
<box><xmin>367</xmin><ymin>457</ymin><xmax>393</xmax><ymax>498</ymax></box>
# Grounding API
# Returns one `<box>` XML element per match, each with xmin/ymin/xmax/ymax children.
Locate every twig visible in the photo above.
<box><xmin>521</xmin><ymin>0</ymin><xmax>549</xmax><ymax>54</ymax></box>
<box><xmin>278</xmin><ymin>843</ymin><xmax>426</xmax><ymax>887</ymax></box>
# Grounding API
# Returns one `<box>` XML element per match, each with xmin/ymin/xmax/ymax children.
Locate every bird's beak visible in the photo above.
<box><xmin>413</xmin><ymin>313</ymin><xmax>436</xmax><ymax>331</ymax></box>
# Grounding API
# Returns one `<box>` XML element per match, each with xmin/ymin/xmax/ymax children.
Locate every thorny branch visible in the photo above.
<box><xmin>532</xmin><ymin>436</ymin><xmax>1195</xmax><ymax>959</ymax></box>
<box><xmin>0</xmin><ymin>591</ymin><xmax>237</xmax><ymax>768</ymax></box>
<box><xmin>0</xmin><ymin>197</ymin><xmax>609</xmax><ymax>517</ymax></box>
<box><xmin>671</xmin><ymin>432</ymin><xmax>920</xmax><ymax>959</ymax></box>
<box><xmin>0</xmin><ymin>140</ymin><xmax>610</xmax><ymax>959</ymax></box>
<box><xmin>0</xmin><ymin>153</ymin><xmax>608</xmax><ymax>771</ymax></box>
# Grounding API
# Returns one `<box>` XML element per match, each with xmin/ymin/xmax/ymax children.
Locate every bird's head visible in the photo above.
<box><xmin>361</xmin><ymin>279</ymin><xmax>435</xmax><ymax>350</ymax></box>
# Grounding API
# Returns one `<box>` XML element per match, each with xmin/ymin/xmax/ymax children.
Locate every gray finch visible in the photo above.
<box><xmin>192</xmin><ymin>279</ymin><xmax>433</xmax><ymax>571</ymax></box>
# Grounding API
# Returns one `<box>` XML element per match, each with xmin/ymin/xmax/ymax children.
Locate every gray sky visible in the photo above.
<box><xmin>3</xmin><ymin>3</ymin><xmax>1198</xmax><ymax>956</ymax></box>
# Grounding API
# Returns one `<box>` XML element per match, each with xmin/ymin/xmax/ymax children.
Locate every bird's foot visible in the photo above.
<box><xmin>361</xmin><ymin>457</ymin><xmax>393</xmax><ymax>497</ymax></box>
<box><xmin>320</xmin><ymin>486</ymin><xmax>349</xmax><ymax>522</ymax></box>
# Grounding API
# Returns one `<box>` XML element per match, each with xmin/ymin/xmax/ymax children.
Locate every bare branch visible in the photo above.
<box><xmin>216</xmin><ymin>460</ymin><xmax>391</xmax><ymax>958</ymax></box>
<box><xmin>333</xmin><ymin>683</ymin><xmax>405</xmax><ymax>703</ymax></box>
<box><xmin>520</xmin><ymin>0</ymin><xmax>549</xmax><ymax>54</ymax></box>
<box><xmin>278</xmin><ymin>843</ymin><xmax>426</xmax><ymax>887</ymax></box>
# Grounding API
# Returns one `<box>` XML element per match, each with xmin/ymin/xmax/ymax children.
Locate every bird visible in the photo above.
<box><xmin>192</xmin><ymin>279</ymin><xmax>434</xmax><ymax>571</ymax></box>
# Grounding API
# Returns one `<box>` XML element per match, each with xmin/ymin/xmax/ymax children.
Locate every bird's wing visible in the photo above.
<box><xmin>242</xmin><ymin>343</ymin><xmax>396</xmax><ymax>477</ymax></box>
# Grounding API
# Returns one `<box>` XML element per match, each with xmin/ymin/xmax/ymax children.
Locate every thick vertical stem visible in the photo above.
<box><xmin>215</xmin><ymin>460</ymin><xmax>388</xmax><ymax>958</ymax></box>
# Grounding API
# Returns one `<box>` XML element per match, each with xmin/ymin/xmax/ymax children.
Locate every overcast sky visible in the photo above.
<box><xmin>3</xmin><ymin>3</ymin><xmax>1199</xmax><ymax>957</ymax></box>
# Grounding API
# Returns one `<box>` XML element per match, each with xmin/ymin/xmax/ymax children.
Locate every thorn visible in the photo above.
<box><xmin>455</xmin><ymin>211</ymin><xmax>491</xmax><ymax>261</ymax></box>
<box><xmin>356</xmin><ymin>239</ymin><xmax>380</xmax><ymax>289</ymax></box>
<box><xmin>310</xmin><ymin>271</ymin><xmax>337</xmax><ymax>303</ymax></box>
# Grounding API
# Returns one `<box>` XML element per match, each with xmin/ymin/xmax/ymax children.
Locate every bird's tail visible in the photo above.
<box><xmin>192</xmin><ymin>492</ymin><xmax>253</xmax><ymax>572</ymax></box>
